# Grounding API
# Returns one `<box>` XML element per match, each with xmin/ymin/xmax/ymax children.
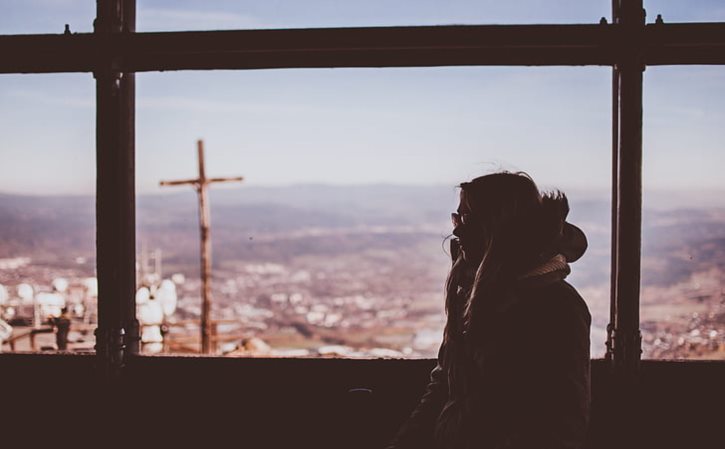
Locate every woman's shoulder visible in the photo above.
<box><xmin>515</xmin><ymin>280</ymin><xmax>591</xmax><ymax>325</ymax></box>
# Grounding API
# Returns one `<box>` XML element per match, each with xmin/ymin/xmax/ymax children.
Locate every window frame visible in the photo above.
<box><xmin>1</xmin><ymin>0</ymin><xmax>725</xmax><ymax>375</ymax></box>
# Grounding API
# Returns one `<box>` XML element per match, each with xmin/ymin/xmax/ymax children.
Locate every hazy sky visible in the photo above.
<box><xmin>1</xmin><ymin>0</ymin><xmax>724</xmax><ymax>195</ymax></box>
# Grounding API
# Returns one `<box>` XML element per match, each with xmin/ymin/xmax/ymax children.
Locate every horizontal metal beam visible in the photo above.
<box><xmin>1</xmin><ymin>22</ymin><xmax>725</xmax><ymax>74</ymax></box>
<box><xmin>645</xmin><ymin>22</ymin><xmax>725</xmax><ymax>65</ymax></box>
<box><xmin>0</xmin><ymin>24</ymin><xmax>616</xmax><ymax>73</ymax></box>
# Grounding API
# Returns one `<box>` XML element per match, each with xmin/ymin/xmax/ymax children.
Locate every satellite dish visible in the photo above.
<box><xmin>36</xmin><ymin>292</ymin><xmax>65</xmax><ymax>319</ymax></box>
<box><xmin>143</xmin><ymin>341</ymin><xmax>164</xmax><ymax>354</ymax></box>
<box><xmin>0</xmin><ymin>319</ymin><xmax>12</xmax><ymax>341</ymax></box>
<box><xmin>17</xmin><ymin>283</ymin><xmax>34</xmax><ymax>303</ymax></box>
<box><xmin>0</xmin><ymin>283</ymin><xmax>8</xmax><ymax>305</ymax></box>
<box><xmin>140</xmin><ymin>324</ymin><xmax>163</xmax><ymax>344</ymax></box>
<box><xmin>83</xmin><ymin>278</ymin><xmax>98</xmax><ymax>297</ymax></box>
<box><xmin>52</xmin><ymin>278</ymin><xmax>69</xmax><ymax>293</ymax></box>
<box><xmin>36</xmin><ymin>292</ymin><xmax>65</xmax><ymax>307</ymax></box>
<box><xmin>156</xmin><ymin>279</ymin><xmax>178</xmax><ymax>317</ymax></box>
<box><xmin>135</xmin><ymin>287</ymin><xmax>150</xmax><ymax>305</ymax></box>
<box><xmin>171</xmin><ymin>273</ymin><xmax>185</xmax><ymax>285</ymax></box>
<box><xmin>137</xmin><ymin>301</ymin><xmax>163</xmax><ymax>325</ymax></box>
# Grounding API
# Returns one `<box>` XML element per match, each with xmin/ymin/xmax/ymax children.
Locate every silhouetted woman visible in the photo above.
<box><xmin>389</xmin><ymin>172</ymin><xmax>591</xmax><ymax>449</ymax></box>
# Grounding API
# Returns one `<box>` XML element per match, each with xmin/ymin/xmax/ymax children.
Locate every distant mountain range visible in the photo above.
<box><xmin>1</xmin><ymin>185</ymin><xmax>724</xmax><ymax>289</ymax></box>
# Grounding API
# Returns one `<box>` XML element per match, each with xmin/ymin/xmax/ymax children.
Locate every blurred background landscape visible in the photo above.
<box><xmin>1</xmin><ymin>185</ymin><xmax>723</xmax><ymax>359</ymax></box>
<box><xmin>1</xmin><ymin>0</ymin><xmax>723</xmax><ymax>360</ymax></box>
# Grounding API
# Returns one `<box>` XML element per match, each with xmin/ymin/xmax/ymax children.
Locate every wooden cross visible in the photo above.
<box><xmin>160</xmin><ymin>139</ymin><xmax>243</xmax><ymax>354</ymax></box>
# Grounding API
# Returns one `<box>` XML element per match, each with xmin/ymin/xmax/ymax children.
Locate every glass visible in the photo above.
<box><xmin>0</xmin><ymin>1</ymin><xmax>95</xmax><ymax>34</ymax></box>
<box><xmin>135</xmin><ymin>1</ymin><xmax>610</xmax><ymax>32</ymax></box>
<box><xmin>645</xmin><ymin>0</ymin><xmax>725</xmax><ymax>23</ymax></box>
<box><xmin>641</xmin><ymin>66</ymin><xmax>725</xmax><ymax>359</ymax></box>
<box><xmin>134</xmin><ymin>66</ymin><xmax>610</xmax><ymax>358</ymax></box>
<box><xmin>0</xmin><ymin>73</ymin><xmax>96</xmax><ymax>354</ymax></box>
<box><xmin>2</xmin><ymin>1</ymin><xmax>721</xmax><ymax>36</ymax></box>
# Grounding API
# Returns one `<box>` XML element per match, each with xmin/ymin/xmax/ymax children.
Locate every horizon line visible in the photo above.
<box><xmin>3</xmin><ymin>183</ymin><xmax>725</xmax><ymax>198</ymax></box>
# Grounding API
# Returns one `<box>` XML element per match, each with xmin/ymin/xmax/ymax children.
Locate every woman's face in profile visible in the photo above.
<box><xmin>452</xmin><ymin>192</ymin><xmax>486</xmax><ymax>266</ymax></box>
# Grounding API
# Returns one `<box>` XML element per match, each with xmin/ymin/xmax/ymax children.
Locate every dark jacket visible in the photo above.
<box><xmin>389</xmin><ymin>279</ymin><xmax>591</xmax><ymax>449</ymax></box>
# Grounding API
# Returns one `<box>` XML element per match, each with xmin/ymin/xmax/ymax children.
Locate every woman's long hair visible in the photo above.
<box><xmin>437</xmin><ymin>172</ymin><xmax>570</xmax><ymax>436</ymax></box>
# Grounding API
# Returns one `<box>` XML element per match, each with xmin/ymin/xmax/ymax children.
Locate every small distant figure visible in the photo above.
<box><xmin>388</xmin><ymin>172</ymin><xmax>591</xmax><ymax>449</ymax></box>
<box><xmin>50</xmin><ymin>307</ymin><xmax>72</xmax><ymax>351</ymax></box>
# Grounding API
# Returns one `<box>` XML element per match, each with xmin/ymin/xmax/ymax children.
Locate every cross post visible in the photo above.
<box><xmin>160</xmin><ymin>139</ymin><xmax>243</xmax><ymax>354</ymax></box>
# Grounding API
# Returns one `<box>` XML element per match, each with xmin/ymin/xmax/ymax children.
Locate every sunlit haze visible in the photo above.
<box><xmin>1</xmin><ymin>1</ymin><xmax>724</xmax><ymax>195</ymax></box>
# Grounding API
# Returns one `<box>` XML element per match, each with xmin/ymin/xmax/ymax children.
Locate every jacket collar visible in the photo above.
<box><xmin>517</xmin><ymin>253</ymin><xmax>571</xmax><ymax>287</ymax></box>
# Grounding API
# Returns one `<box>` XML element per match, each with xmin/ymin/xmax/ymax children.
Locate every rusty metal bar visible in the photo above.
<box><xmin>610</xmin><ymin>0</ymin><xmax>644</xmax><ymax>375</ymax></box>
<box><xmin>606</xmin><ymin>0</ymin><xmax>620</xmax><ymax>364</ymax></box>
<box><xmin>94</xmin><ymin>0</ymin><xmax>137</xmax><ymax>377</ymax></box>
<box><xmin>120</xmin><ymin>0</ymin><xmax>139</xmax><ymax>359</ymax></box>
<box><xmin>645</xmin><ymin>22</ymin><xmax>725</xmax><ymax>65</ymax></box>
<box><xmin>2</xmin><ymin>22</ymin><xmax>725</xmax><ymax>74</ymax></box>
<box><xmin>606</xmin><ymin>58</ymin><xmax>620</xmax><ymax>362</ymax></box>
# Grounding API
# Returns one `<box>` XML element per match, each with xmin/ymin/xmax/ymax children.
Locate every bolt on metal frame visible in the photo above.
<box><xmin>1</xmin><ymin>0</ymin><xmax>724</xmax><ymax>377</ymax></box>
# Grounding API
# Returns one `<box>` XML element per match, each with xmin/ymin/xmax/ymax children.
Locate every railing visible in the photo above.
<box><xmin>5</xmin><ymin>326</ymin><xmax>53</xmax><ymax>351</ymax></box>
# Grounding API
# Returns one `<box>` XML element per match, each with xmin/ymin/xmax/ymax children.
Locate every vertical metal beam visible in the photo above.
<box><xmin>609</xmin><ymin>0</ymin><xmax>644</xmax><ymax>375</ymax></box>
<box><xmin>606</xmin><ymin>0</ymin><xmax>621</xmax><ymax>362</ymax></box>
<box><xmin>120</xmin><ymin>0</ymin><xmax>139</xmax><ymax>358</ymax></box>
<box><xmin>94</xmin><ymin>0</ymin><xmax>137</xmax><ymax>378</ymax></box>
<box><xmin>606</xmin><ymin>56</ymin><xmax>619</xmax><ymax>363</ymax></box>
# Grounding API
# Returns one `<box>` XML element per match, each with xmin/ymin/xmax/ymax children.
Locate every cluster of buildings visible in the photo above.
<box><xmin>170</xmin><ymin>258</ymin><xmax>446</xmax><ymax>357</ymax></box>
<box><xmin>0</xmin><ymin>257</ymin><xmax>98</xmax><ymax>351</ymax></box>
<box><xmin>640</xmin><ymin>268</ymin><xmax>725</xmax><ymax>359</ymax></box>
<box><xmin>3</xmin><ymin>253</ymin><xmax>722</xmax><ymax>360</ymax></box>
<box><xmin>642</xmin><ymin>307</ymin><xmax>725</xmax><ymax>359</ymax></box>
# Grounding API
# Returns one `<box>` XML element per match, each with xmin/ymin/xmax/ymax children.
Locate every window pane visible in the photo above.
<box><xmin>135</xmin><ymin>1</ymin><xmax>610</xmax><ymax>32</ymax></box>
<box><xmin>645</xmin><ymin>0</ymin><xmax>725</xmax><ymax>23</ymax></box>
<box><xmin>641</xmin><ymin>66</ymin><xmax>725</xmax><ymax>359</ymax></box>
<box><xmin>0</xmin><ymin>1</ymin><xmax>95</xmax><ymax>34</ymax></box>
<box><xmin>0</xmin><ymin>74</ymin><xmax>96</xmax><ymax>353</ymax></box>
<box><xmin>0</xmin><ymin>1</ymin><xmax>613</xmax><ymax>36</ymax></box>
<box><xmin>5</xmin><ymin>2</ymin><xmax>725</xmax><ymax>37</ymax></box>
<box><xmin>135</xmin><ymin>67</ymin><xmax>611</xmax><ymax>357</ymax></box>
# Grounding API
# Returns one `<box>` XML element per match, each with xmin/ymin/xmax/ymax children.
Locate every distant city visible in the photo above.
<box><xmin>0</xmin><ymin>185</ymin><xmax>723</xmax><ymax>359</ymax></box>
